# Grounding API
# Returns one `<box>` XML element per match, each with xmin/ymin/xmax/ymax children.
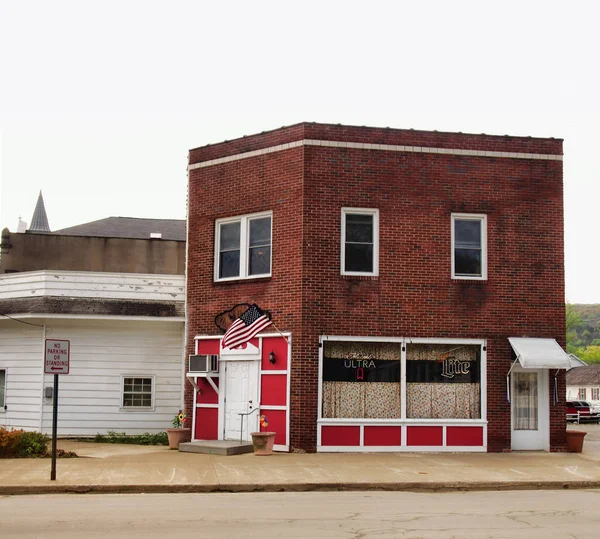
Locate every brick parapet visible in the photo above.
<box><xmin>189</xmin><ymin>122</ymin><xmax>563</xmax><ymax>165</ymax></box>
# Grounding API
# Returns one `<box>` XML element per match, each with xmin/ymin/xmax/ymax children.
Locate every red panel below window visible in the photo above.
<box><xmin>259</xmin><ymin>409</ymin><xmax>286</xmax><ymax>446</ymax></box>
<box><xmin>321</xmin><ymin>426</ymin><xmax>360</xmax><ymax>446</ymax></box>
<box><xmin>194</xmin><ymin>407</ymin><xmax>218</xmax><ymax>440</ymax></box>
<box><xmin>364</xmin><ymin>426</ymin><xmax>401</xmax><ymax>446</ymax></box>
<box><xmin>260</xmin><ymin>374</ymin><xmax>287</xmax><ymax>406</ymax></box>
<box><xmin>406</xmin><ymin>426</ymin><xmax>443</xmax><ymax>446</ymax></box>
<box><xmin>446</xmin><ymin>426</ymin><xmax>484</xmax><ymax>446</ymax></box>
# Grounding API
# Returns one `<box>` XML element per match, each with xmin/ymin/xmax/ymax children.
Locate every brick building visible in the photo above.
<box><xmin>185</xmin><ymin>122</ymin><xmax>570</xmax><ymax>453</ymax></box>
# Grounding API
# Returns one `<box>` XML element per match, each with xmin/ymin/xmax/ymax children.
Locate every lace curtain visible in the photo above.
<box><xmin>513</xmin><ymin>372</ymin><xmax>538</xmax><ymax>430</ymax></box>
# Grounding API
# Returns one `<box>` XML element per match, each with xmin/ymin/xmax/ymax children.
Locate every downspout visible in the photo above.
<box><xmin>39</xmin><ymin>324</ymin><xmax>46</xmax><ymax>432</ymax></box>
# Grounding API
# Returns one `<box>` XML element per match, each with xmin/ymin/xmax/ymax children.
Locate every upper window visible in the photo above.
<box><xmin>341</xmin><ymin>208</ymin><xmax>379</xmax><ymax>276</ymax></box>
<box><xmin>592</xmin><ymin>388</ymin><xmax>599</xmax><ymax>400</ymax></box>
<box><xmin>451</xmin><ymin>213</ymin><xmax>487</xmax><ymax>280</ymax></box>
<box><xmin>578</xmin><ymin>387</ymin><xmax>587</xmax><ymax>400</ymax></box>
<box><xmin>0</xmin><ymin>369</ymin><xmax>5</xmax><ymax>410</ymax></box>
<box><xmin>121</xmin><ymin>376</ymin><xmax>154</xmax><ymax>409</ymax></box>
<box><xmin>215</xmin><ymin>212</ymin><xmax>272</xmax><ymax>281</ymax></box>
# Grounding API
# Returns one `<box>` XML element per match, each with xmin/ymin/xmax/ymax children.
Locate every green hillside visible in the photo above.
<box><xmin>567</xmin><ymin>304</ymin><xmax>600</xmax><ymax>364</ymax></box>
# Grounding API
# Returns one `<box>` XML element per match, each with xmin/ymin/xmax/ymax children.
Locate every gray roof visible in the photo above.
<box><xmin>29</xmin><ymin>191</ymin><xmax>50</xmax><ymax>232</ymax></box>
<box><xmin>53</xmin><ymin>217</ymin><xmax>186</xmax><ymax>241</ymax></box>
<box><xmin>566</xmin><ymin>364</ymin><xmax>600</xmax><ymax>385</ymax></box>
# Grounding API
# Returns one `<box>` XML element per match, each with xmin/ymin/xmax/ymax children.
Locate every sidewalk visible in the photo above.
<box><xmin>1</xmin><ymin>426</ymin><xmax>600</xmax><ymax>495</ymax></box>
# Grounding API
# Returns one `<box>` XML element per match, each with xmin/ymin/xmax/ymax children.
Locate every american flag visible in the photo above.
<box><xmin>221</xmin><ymin>304</ymin><xmax>272</xmax><ymax>350</ymax></box>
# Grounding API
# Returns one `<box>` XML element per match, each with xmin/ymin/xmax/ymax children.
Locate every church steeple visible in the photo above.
<box><xmin>29</xmin><ymin>191</ymin><xmax>50</xmax><ymax>232</ymax></box>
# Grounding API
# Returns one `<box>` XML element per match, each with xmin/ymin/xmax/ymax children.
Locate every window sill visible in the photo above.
<box><xmin>214</xmin><ymin>276</ymin><xmax>272</xmax><ymax>286</ymax></box>
<box><xmin>341</xmin><ymin>275</ymin><xmax>379</xmax><ymax>281</ymax></box>
<box><xmin>452</xmin><ymin>277</ymin><xmax>488</xmax><ymax>283</ymax></box>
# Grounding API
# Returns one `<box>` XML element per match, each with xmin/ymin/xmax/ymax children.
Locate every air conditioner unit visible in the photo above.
<box><xmin>188</xmin><ymin>354</ymin><xmax>218</xmax><ymax>373</ymax></box>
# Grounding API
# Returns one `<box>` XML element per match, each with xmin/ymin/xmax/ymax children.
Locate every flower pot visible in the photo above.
<box><xmin>166</xmin><ymin>428</ymin><xmax>191</xmax><ymax>449</ymax></box>
<box><xmin>251</xmin><ymin>432</ymin><xmax>276</xmax><ymax>455</ymax></box>
<box><xmin>566</xmin><ymin>430</ymin><xmax>586</xmax><ymax>453</ymax></box>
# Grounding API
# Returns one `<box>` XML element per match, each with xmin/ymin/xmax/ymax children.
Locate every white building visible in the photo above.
<box><xmin>0</xmin><ymin>208</ymin><xmax>186</xmax><ymax>436</ymax></box>
<box><xmin>566</xmin><ymin>364</ymin><xmax>600</xmax><ymax>409</ymax></box>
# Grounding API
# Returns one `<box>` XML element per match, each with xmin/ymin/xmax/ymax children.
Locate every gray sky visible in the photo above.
<box><xmin>1</xmin><ymin>0</ymin><xmax>598</xmax><ymax>303</ymax></box>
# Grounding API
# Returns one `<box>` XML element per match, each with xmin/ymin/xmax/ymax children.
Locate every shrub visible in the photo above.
<box><xmin>0</xmin><ymin>427</ymin><xmax>23</xmax><ymax>457</ymax></box>
<box><xmin>0</xmin><ymin>428</ymin><xmax>50</xmax><ymax>458</ymax></box>
<box><xmin>90</xmin><ymin>431</ymin><xmax>169</xmax><ymax>446</ymax></box>
<box><xmin>17</xmin><ymin>431</ymin><xmax>50</xmax><ymax>457</ymax></box>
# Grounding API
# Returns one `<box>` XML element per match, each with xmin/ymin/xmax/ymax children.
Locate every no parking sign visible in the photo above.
<box><xmin>44</xmin><ymin>339</ymin><xmax>70</xmax><ymax>375</ymax></box>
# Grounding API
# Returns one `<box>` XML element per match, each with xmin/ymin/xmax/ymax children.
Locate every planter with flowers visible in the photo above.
<box><xmin>251</xmin><ymin>414</ymin><xmax>276</xmax><ymax>456</ymax></box>
<box><xmin>166</xmin><ymin>410</ymin><xmax>191</xmax><ymax>449</ymax></box>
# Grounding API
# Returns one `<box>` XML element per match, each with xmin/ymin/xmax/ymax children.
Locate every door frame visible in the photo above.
<box><xmin>217</xmin><ymin>342</ymin><xmax>262</xmax><ymax>441</ymax></box>
<box><xmin>511</xmin><ymin>366</ymin><xmax>549</xmax><ymax>451</ymax></box>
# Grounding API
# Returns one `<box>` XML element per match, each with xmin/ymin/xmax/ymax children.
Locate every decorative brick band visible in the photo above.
<box><xmin>189</xmin><ymin>139</ymin><xmax>562</xmax><ymax>170</ymax></box>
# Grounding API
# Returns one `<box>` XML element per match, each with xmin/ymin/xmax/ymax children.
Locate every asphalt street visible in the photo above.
<box><xmin>1</xmin><ymin>490</ymin><xmax>599</xmax><ymax>538</ymax></box>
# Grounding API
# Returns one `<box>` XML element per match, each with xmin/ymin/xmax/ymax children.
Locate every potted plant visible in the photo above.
<box><xmin>251</xmin><ymin>415</ymin><xmax>276</xmax><ymax>455</ymax></box>
<box><xmin>566</xmin><ymin>429</ymin><xmax>587</xmax><ymax>453</ymax></box>
<box><xmin>165</xmin><ymin>409</ymin><xmax>191</xmax><ymax>449</ymax></box>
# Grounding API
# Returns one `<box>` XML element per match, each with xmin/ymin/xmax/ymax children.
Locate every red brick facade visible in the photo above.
<box><xmin>186</xmin><ymin>122</ymin><xmax>566</xmax><ymax>452</ymax></box>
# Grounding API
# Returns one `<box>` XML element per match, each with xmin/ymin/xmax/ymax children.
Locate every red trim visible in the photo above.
<box><xmin>261</xmin><ymin>336</ymin><xmax>288</xmax><ymax>370</ymax></box>
<box><xmin>320</xmin><ymin>426</ymin><xmax>360</xmax><ymax>446</ymax></box>
<box><xmin>260</xmin><ymin>375</ymin><xmax>287</xmax><ymax>406</ymax></box>
<box><xmin>194</xmin><ymin>407</ymin><xmax>218</xmax><ymax>440</ymax></box>
<box><xmin>196</xmin><ymin>339</ymin><xmax>220</xmax><ymax>356</ymax></box>
<box><xmin>259</xmin><ymin>409</ymin><xmax>286</xmax><ymax>445</ymax></box>
<box><xmin>194</xmin><ymin>378</ymin><xmax>219</xmax><ymax>404</ymax></box>
<box><xmin>446</xmin><ymin>426</ymin><xmax>484</xmax><ymax>446</ymax></box>
<box><xmin>406</xmin><ymin>426</ymin><xmax>443</xmax><ymax>446</ymax></box>
<box><xmin>364</xmin><ymin>426</ymin><xmax>401</xmax><ymax>446</ymax></box>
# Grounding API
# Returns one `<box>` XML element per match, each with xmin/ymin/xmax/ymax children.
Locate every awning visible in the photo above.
<box><xmin>508</xmin><ymin>337</ymin><xmax>571</xmax><ymax>369</ymax></box>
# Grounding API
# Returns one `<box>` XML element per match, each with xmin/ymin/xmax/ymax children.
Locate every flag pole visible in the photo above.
<box><xmin>269</xmin><ymin>320</ymin><xmax>289</xmax><ymax>343</ymax></box>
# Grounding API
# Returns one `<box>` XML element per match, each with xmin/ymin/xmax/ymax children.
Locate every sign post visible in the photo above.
<box><xmin>44</xmin><ymin>339</ymin><xmax>70</xmax><ymax>481</ymax></box>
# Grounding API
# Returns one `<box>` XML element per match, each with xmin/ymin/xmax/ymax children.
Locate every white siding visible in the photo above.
<box><xmin>0</xmin><ymin>271</ymin><xmax>184</xmax><ymax>302</ymax></box>
<box><xmin>0</xmin><ymin>325</ymin><xmax>43</xmax><ymax>430</ymax></box>
<box><xmin>0</xmin><ymin>318</ymin><xmax>182</xmax><ymax>436</ymax></box>
<box><xmin>39</xmin><ymin>319</ymin><xmax>184</xmax><ymax>435</ymax></box>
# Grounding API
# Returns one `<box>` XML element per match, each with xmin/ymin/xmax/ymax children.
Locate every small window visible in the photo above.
<box><xmin>341</xmin><ymin>208</ymin><xmax>379</xmax><ymax>276</ymax></box>
<box><xmin>578</xmin><ymin>387</ymin><xmax>587</xmax><ymax>400</ymax></box>
<box><xmin>0</xmin><ymin>369</ymin><xmax>5</xmax><ymax>410</ymax></box>
<box><xmin>451</xmin><ymin>213</ymin><xmax>487</xmax><ymax>280</ymax></box>
<box><xmin>592</xmin><ymin>388</ymin><xmax>599</xmax><ymax>400</ymax></box>
<box><xmin>215</xmin><ymin>212</ymin><xmax>272</xmax><ymax>281</ymax></box>
<box><xmin>122</xmin><ymin>377</ymin><xmax>154</xmax><ymax>409</ymax></box>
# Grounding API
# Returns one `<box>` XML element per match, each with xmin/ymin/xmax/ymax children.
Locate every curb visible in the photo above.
<box><xmin>2</xmin><ymin>480</ymin><xmax>600</xmax><ymax>496</ymax></box>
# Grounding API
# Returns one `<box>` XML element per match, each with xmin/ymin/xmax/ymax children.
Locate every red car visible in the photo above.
<box><xmin>566</xmin><ymin>401</ymin><xmax>600</xmax><ymax>423</ymax></box>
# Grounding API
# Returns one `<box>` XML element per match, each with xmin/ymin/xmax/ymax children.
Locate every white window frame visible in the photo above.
<box><xmin>451</xmin><ymin>213</ymin><xmax>487</xmax><ymax>280</ymax></box>
<box><xmin>578</xmin><ymin>387</ymin><xmax>587</xmax><ymax>400</ymax></box>
<box><xmin>120</xmin><ymin>375</ymin><xmax>155</xmax><ymax>411</ymax></box>
<box><xmin>214</xmin><ymin>211</ymin><xmax>272</xmax><ymax>282</ymax></box>
<box><xmin>592</xmin><ymin>388</ymin><xmax>599</xmax><ymax>401</ymax></box>
<box><xmin>341</xmin><ymin>208</ymin><xmax>379</xmax><ymax>276</ymax></box>
<box><xmin>0</xmin><ymin>368</ymin><xmax>6</xmax><ymax>412</ymax></box>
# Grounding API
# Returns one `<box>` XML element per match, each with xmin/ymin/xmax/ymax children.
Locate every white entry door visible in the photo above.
<box><xmin>511</xmin><ymin>367</ymin><xmax>549</xmax><ymax>450</ymax></box>
<box><xmin>223</xmin><ymin>361</ymin><xmax>260</xmax><ymax>441</ymax></box>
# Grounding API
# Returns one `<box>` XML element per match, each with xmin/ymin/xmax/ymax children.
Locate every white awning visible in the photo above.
<box><xmin>508</xmin><ymin>337</ymin><xmax>571</xmax><ymax>369</ymax></box>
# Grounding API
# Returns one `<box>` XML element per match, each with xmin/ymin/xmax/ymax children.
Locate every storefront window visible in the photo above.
<box><xmin>406</xmin><ymin>344</ymin><xmax>481</xmax><ymax>419</ymax></box>
<box><xmin>322</xmin><ymin>341</ymin><xmax>401</xmax><ymax>419</ymax></box>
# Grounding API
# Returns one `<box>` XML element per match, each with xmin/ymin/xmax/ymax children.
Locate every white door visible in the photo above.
<box><xmin>223</xmin><ymin>361</ymin><xmax>260</xmax><ymax>441</ymax></box>
<box><xmin>511</xmin><ymin>367</ymin><xmax>549</xmax><ymax>450</ymax></box>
